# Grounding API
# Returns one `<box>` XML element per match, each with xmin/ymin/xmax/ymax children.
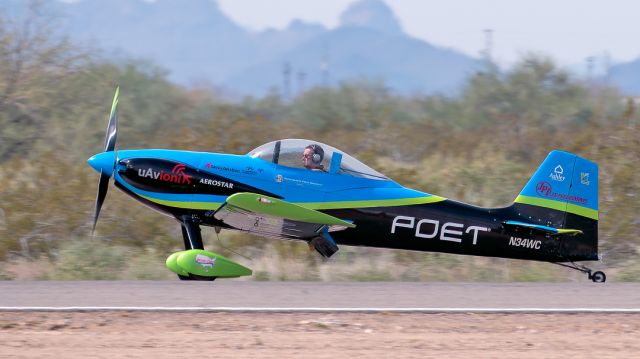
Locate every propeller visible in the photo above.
<box><xmin>92</xmin><ymin>171</ymin><xmax>111</xmax><ymax>234</ymax></box>
<box><xmin>104</xmin><ymin>86</ymin><xmax>118</xmax><ymax>152</ymax></box>
<box><xmin>90</xmin><ymin>87</ymin><xmax>119</xmax><ymax>234</ymax></box>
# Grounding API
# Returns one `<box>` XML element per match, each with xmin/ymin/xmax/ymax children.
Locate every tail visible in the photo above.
<box><xmin>511</xmin><ymin>150</ymin><xmax>598</xmax><ymax>260</ymax></box>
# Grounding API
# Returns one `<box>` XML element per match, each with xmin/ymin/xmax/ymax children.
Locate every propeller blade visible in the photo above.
<box><xmin>92</xmin><ymin>170</ymin><xmax>111</xmax><ymax>234</ymax></box>
<box><xmin>104</xmin><ymin>86</ymin><xmax>119</xmax><ymax>152</ymax></box>
<box><xmin>91</xmin><ymin>86</ymin><xmax>120</xmax><ymax>234</ymax></box>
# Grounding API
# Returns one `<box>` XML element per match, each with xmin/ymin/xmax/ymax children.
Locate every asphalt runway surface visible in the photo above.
<box><xmin>1</xmin><ymin>281</ymin><xmax>639</xmax><ymax>310</ymax></box>
<box><xmin>2</xmin><ymin>282</ymin><xmax>639</xmax><ymax>358</ymax></box>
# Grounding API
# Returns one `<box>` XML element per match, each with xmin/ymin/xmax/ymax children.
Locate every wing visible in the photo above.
<box><xmin>503</xmin><ymin>220</ymin><xmax>583</xmax><ymax>236</ymax></box>
<box><xmin>213</xmin><ymin>193</ymin><xmax>355</xmax><ymax>257</ymax></box>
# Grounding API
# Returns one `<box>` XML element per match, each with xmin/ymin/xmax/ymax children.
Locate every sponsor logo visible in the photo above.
<box><xmin>283</xmin><ymin>177</ymin><xmax>322</xmax><ymax>187</ymax></box>
<box><xmin>138</xmin><ymin>163</ymin><xmax>192</xmax><ymax>185</ymax></box>
<box><xmin>199</xmin><ymin>178</ymin><xmax>234</xmax><ymax>189</ymax></box>
<box><xmin>535</xmin><ymin>181</ymin><xmax>588</xmax><ymax>204</ymax></box>
<box><xmin>276</xmin><ymin>174</ymin><xmax>283</xmax><ymax>183</ymax></box>
<box><xmin>195</xmin><ymin>254</ymin><xmax>216</xmax><ymax>271</ymax></box>
<box><xmin>257</xmin><ymin>197</ymin><xmax>273</xmax><ymax>204</ymax></box>
<box><xmin>243</xmin><ymin>166</ymin><xmax>258</xmax><ymax>175</ymax></box>
<box><xmin>210</xmin><ymin>164</ymin><xmax>241</xmax><ymax>173</ymax></box>
<box><xmin>509</xmin><ymin>236</ymin><xmax>541</xmax><ymax>250</ymax></box>
<box><xmin>391</xmin><ymin>216</ymin><xmax>490</xmax><ymax>245</ymax></box>
<box><xmin>580</xmin><ymin>172</ymin><xmax>590</xmax><ymax>186</ymax></box>
<box><xmin>536</xmin><ymin>181</ymin><xmax>553</xmax><ymax>196</ymax></box>
<box><xmin>549</xmin><ymin>165</ymin><xmax>565</xmax><ymax>181</ymax></box>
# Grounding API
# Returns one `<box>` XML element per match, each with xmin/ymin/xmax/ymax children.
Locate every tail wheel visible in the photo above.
<box><xmin>591</xmin><ymin>271</ymin><xmax>606</xmax><ymax>283</ymax></box>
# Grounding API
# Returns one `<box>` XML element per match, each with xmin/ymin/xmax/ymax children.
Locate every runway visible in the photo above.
<box><xmin>1</xmin><ymin>281</ymin><xmax>639</xmax><ymax>311</ymax></box>
<box><xmin>2</xmin><ymin>282</ymin><xmax>639</xmax><ymax>358</ymax></box>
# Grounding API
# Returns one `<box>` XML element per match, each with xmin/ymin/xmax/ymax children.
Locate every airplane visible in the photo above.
<box><xmin>88</xmin><ymin>88</ymin><xmax>605</xmax><ymax>282</ymax></box>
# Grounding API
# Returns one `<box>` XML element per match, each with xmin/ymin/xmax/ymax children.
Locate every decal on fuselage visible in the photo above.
<box><xmin>137</xmin><ymin>163</ymin><xmax>192</xmax><ymax>185</ymax></box>
<box><xmin>391</xmin><ymin>216</ymin><xmax>489</xmax><ymax>245</ymax></box>
<box><xmin>199</xmin><ymin>178</ymin><xmax>234</xmax><ymax>189</ymax></box>
<box><xmin>536</xmin><ymin>181</ymin><xmax>588</xmax><ymax>205</ymax></box>
<box><xmin>118</xmin><ymin>158</ymin><xmax>275</xmax><ymax>197</ymax></box>
<box><xmin>580</xmin><ymin>172</ymin><xmax>590</xmax><ymax>186</ymax></box>
<box><xmin>508</xmin><ymin>236</ymin><xmax>541</xmax><ymax>250</ymax></box>
<box><xmin>549</xmin><ymin>165</ymin><xmax>565</xmax><ymax>181</ymax></box>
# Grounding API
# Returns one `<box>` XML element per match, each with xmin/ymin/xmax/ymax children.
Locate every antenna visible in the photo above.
<box><xmin>297</xmin><ymin>71</ymin><xmax>306</xmax><ymax>96</ymax></box>
<box><xmin>483</xmin><ymin>28</ymin><xmax>493</xmax><ymax>64</ymax></box>
<box><xmin>283</xmin><ymin>62</ymin><xmax>291</xmax><ymax>100</ymax></box>
<box><xmin>602</xmin><ymin>51</ymin><xmax>611</xmax><ymax>84</ymax></box>
<box><xmin>585</xmin><ymin>56</ymin><xmax>594</xmax><ymax>79</ymax></box>
<box><xmin>321</xmin><ymin>48</ymin><xmax>330</xmax><ymax>86</ymax></box>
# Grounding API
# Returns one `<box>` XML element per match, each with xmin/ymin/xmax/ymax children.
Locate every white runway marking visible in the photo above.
<box><xmin>1</xmin><ymin>307</ymin><xmax>639</xmax><ymax>313</ymax></box>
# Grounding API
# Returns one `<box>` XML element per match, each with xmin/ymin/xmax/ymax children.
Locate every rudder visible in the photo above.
<box><xmin>512</xmin><ymin>150</ymin><xmax>598</xmax><ymax>260</ymax></box>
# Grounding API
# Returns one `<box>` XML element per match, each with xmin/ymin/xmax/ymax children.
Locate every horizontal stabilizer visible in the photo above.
<box><xmin>503</xmin><ymin>220</ymin><xmax>583</xmax><ymax>236</ymax></box>
<box><xmin>226</xmin><ymin>193</ymin><xmax>355</xmax><ymax>228</ymax></box>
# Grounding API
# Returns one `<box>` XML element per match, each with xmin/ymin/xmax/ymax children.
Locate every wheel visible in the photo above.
<box><xmin>591</xmin><ymin>271</ymin><xmax>606</xmax><ymax>283</ymax></box>
<box><xmin>177</xmin><ymin>274</ymin><xmax>216</xmax><ymax>281</ymax></box>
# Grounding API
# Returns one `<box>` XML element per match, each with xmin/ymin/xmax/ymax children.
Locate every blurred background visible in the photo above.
<box><xmin>0</xmin><ymin>0</ymin><xmax>638</xmax><ymax>281</ymax></box>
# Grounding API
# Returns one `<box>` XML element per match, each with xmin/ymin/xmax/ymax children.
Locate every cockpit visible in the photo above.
<box><xmin>248</xmin><ymin>139</ymin><xmax>389</xmax><ymax>181</ymax></box>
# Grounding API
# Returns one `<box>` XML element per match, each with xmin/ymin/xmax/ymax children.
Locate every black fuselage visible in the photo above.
<box><xmin>116</xmin><ymin>179</ymin><xmax>597</xmax><ymax>263</ymax></box>
<box><xmin>326</xmin><ymin>200</ymin><xmax>598</xmax><ymax>263</ymax></box>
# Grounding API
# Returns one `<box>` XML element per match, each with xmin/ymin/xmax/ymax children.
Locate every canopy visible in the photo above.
<box><xmin>248</xmin><ymin>139</ymin><xmax>388</xmax><ymax>180</ymax></box>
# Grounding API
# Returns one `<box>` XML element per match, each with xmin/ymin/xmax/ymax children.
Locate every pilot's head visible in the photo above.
<box><xmin>302</xmin><ymin>144</ymin><xmax>324</xmax><ymax>169</ymax></box>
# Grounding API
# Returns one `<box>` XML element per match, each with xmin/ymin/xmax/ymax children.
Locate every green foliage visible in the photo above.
<box><xmin>0</xmin><ymin>262</ymin><xmax>13</xmax><ymax>280</ymax></box>
<box><xmin>42</xmin><ymin>239</ymin><xmax>174</xmax><ymax>280</ymax></box>
<box><xmin>48</xmin><ymin>239</ymin><xmax>128</xmax><ymax>280</ymax></box>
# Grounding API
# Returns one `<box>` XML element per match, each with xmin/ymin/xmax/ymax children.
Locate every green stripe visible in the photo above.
<box><xmin>556</xmin><ymin>228</ymin><xmax>583</xmax><ymax>236</ymax></box>
<box><xmin>514</xmin><ymin>195</ymin><xmax>567</xmax><ymax>212</ymax></box>
<box><xmin>139</xmin><ymin>195</ymin><xmax>223</xmax><ymax>210</ymax></box>
<box><xmin>514</xmin><ymin>195</ymin><xmax>598</xmax><ymax>220</ymax></box>
<box><xmin>566</xmin><ymin>203</ymin><xmax>599</xmax><ymax>220</ymax></box>
<box><xmin>299</xmin><ymin>196</ymin><xmax>447</xmax><ymax>210</ymax></box>
<box><xmin>140</xmin><ymin>195</ymin><xmax>446</xmax><ymax>212</ymax></box>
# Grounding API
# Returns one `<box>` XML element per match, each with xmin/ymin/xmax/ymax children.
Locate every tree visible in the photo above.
<box><xmin>0</xmin><ymin>1</ymin><xmax>86</xmax><ymax>160</ymax></box>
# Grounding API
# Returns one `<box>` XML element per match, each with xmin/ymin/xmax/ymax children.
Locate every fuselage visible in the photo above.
<box><xmin>90</xmin><ymin>149</ymin><xmax>596</xmax><ymax>263</ymax></box>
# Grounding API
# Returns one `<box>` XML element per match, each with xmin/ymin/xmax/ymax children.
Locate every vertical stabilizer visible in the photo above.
<box><xmin>512</xmin><ymin>150</ymin><xmax>598</xmax><ymax>260</ymax></box>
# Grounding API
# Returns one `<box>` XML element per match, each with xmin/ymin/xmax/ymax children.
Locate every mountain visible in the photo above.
<box><xmin>609</xmin><ymin>58</ymin><xmax>640</xmax><ymax>96</ymax></box>
<box><xmin>59</xmin><ymin>0</ymin><xmax>255</xmax><ymax>84</ymax></box>
<box><xmin>339</xmin><ymin>0</ymin><xmax>403</xmax><ymax>35</ymax></box>
<box><xmin>227</xmin><ymin>26</ymin><xmax>480</xmax><ymax>96</ymax></box>
<box><xmin>6</xmin><ymin>0</ymin><xmax>483</xmax><ymax>96</ymax></box>
<box><xmin>227</xmin><ymin>0</ymin><xmax>480</xmax><ymax>96</ymax></box>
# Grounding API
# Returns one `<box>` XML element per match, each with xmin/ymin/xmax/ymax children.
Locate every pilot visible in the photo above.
<box><xmin>302</xmin><ymin>144</ymin><xmax>325</xmax><ymax>170</ymax></box>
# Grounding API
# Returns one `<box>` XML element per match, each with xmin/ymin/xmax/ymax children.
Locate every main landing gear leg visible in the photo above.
<box><xmin>553</xmin><ymin>261</ymin><xmax>606</xmax><ymax>283</ymax></box>
<box><xmin>178</xmin><ymin>215</ymin><xmax>215</xmax><ymax>281</ymax></box>
<box><xmin>181</xmin><ymin>215</ymin><xmax>204</xmax><ymax>250</ymax></box>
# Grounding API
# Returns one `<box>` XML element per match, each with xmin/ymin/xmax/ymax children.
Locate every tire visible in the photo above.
<box><xmin>177</xmin><ymin>274</ymin><xmax>216</xmax><ymax>281</ymax></box>
<box><xmin>591</xmin><ymin>271</ymin><xmax>606</xmax><ymax>283</ymax></box>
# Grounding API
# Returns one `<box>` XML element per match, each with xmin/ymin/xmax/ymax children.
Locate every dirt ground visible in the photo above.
<box><xmin>0</xmin><ymin>312</ymin><xmax>638</xmax><ymax>358</ymax></box>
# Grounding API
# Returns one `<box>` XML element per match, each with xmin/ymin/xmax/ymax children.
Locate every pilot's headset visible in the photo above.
<box><xmin>307</xmin><ymin>144</ymin><xmax>324</xmax><ymax>165</ymax></box>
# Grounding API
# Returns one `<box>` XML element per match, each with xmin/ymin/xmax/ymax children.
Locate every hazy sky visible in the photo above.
<box><xmin>217</xmin><ymin>0</ymin><xmax>640</xmax><ymax>70</ymax></box>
